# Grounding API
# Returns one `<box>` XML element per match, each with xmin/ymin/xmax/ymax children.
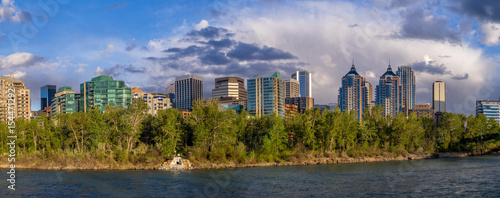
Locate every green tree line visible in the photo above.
<box><xmin>1</xmin><ymin>98</ymin><xmax>499</xmax><ymax>165</ymax></box>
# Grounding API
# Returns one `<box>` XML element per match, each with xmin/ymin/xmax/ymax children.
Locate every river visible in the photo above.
<box><xmin>2</xmin><ymin>154</ymin><xmax>499</xmax><ymax>197</ymax></box>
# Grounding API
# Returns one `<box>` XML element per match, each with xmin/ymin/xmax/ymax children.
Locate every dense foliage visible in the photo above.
<box><xmin>1</xmin><ymin>98</ymin><xmax>499</xmax><ymax>165</ymax></box>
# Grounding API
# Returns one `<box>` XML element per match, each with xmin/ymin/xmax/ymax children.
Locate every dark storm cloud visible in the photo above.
<box><xmin>191</xmin><ymin>61</ymin><xmax>304</xmax><ymax>78</ymax></box>
<box><xmin>94</xmin><ymin>64</ymin><xmax>145</xmax><ymax>76</ymax></box>
<box><xmin>449</xmin><ymin>0</ymin><xmax>500</xmax><ymax>23</ymax></box>
<box><xmin>408</xmin><ymin>60</ymin><xmax>468</xmax><ymax>80</ymax></box>
<box><xmin>125</xmin><ymin>39</ymin><xmax>137</xmax><ymax>51</ymax></box>
<box><xmin>394</xmin><ymin>8</ymin><xmax>461</xmax><ymax>44</ymax></box>
<box><xmin>145</xmin><ymin>25</ymin><xmax>302</xmax><ymax>80</ymax></box>
<box><xmin>186</xmin><ymin>26</ymin><xmax>235</xmax><ymax>39</ymax></box>
<box><xmin>95</xmin><ymin>64</ymin><xmax>122</xmax><ymax>76</ymax></box>
<box><xmin>227</xmin><ymin>42</ymin><xmax>297</xmax><ymax>61</ymax></box>
<box><xmin>451</xmin><ymin>73</ymin><xmax>469</xmax><ymax>80</ymax></box>
<box><xmin>409</xmin><ymin>61</ymin><xmax>450</xmax><ymax>75</ymax></box>
<box><xmin>123</xmin><ymin>65</ymin><xmax>146</xmax><ymax>73</ymax></box>
<box><xmin>200</xmin><ymin>50</ymin><xmax>231</xmax><ymax>65</ymax></box>
<box><xmin>205</xmin><ymin>38</ymin><xmax>234</xmax><ymax>48</ymax></box>
<box><xmin>388</xmin><ymin>0</ymin><xmax>423</xmax><ymax>8</ymax></box>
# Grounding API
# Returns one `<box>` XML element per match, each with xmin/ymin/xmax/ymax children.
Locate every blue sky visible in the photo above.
<box><xmin>1</xmin><ymin>0</ymin><xmax>499</xmax><ymax>114</ymax></box>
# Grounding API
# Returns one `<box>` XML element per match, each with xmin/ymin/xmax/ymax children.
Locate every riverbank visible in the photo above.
<box><xmin>1</xmin><ymin>150</ymin><xmax>498</xmax><ymax>170</ymax></box>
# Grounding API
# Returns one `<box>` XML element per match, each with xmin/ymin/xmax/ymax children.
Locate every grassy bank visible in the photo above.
<box><xmin>1</xmin><ymin>99</ymin><xmax>499</xmax><ymax>170</ymax></box>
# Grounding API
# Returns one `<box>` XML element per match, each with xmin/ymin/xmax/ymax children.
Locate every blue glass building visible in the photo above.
<box><xmin>476</xmin><ymin>100</ymin><xmax>500</xmax><ymax>122</ymax></box>
<box><xmin>291</xmin><ymin>71</ymin><xmax>312</xmax><ymax>97</ymax></box>
<box><xmin>247</xmin><ymin>72</ymin><xmax>285</xmax><ymax>117</ymax></box>
<box><xmin>40</xmin><ymin>85</ymin><xmax>56</xmax><ymax>110</ymax></box>
<box><xmin>376</xmin><ymin>64</ymin><xmax>403</xmax><ymax>117</ymax></box>
<box><xmin>396</xmin><ymin>66</ymin><xmax>416</xmax><ymax>116</ymax></box>
<box><xmin>338</xmin><ymin>64</ymin><xmax>369</xmax><ymax>119</ymax></box>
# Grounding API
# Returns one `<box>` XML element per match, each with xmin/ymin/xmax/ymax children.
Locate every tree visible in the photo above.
<box><xmin>124</xmin><ymin>99</ymin><xmax>148</xmax><ymax>152</ymax></box>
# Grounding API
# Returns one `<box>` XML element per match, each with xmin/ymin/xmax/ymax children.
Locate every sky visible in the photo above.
<box><xmin>0</xmin><ymin>0</ymin><xmax>499</xmax><ymax>115</ymax></box>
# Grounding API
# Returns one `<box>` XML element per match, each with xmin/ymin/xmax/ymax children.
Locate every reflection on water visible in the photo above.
<box><xmin>2</xmin><ymin>154</ymin><xmax>499</xmax><ymax>197</ymax></box>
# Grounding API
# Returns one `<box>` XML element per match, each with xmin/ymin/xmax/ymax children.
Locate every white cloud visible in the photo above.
<box><xmin>12</xmin><ymin>71</ymin><xmax>26</xmax><ymax>78</ymax></box>
<box><xmin>365</xmin><ymin>71</ymin><xmax>376</xmax><ymax>78</ymax></box>
<box><xmin>0</xmin><ymin>52</ymin><xmax>45</xmax><ymax>68</ymax></box>
<box><xmin>480</xmin><ymin>22</ymin><xmax>500</xmax><ymax>46</ymax></box>
<box><xmin>195</xmin><ymin>19</ymin><xmax>209</xmax><ymax>30</ymax></box>
<box><xmin>210</xmin><ymin>0</ymin><xmax>494</xmax><ymax>114</ymax></box>
<box><xmin>99</xmin><ymin>44</ymin><xmax>116</xmax><ymax>57</ymax></box>
<box><xmin>0</xmin><ymin>0</ymin><xmax>24</xmax><ymax>23</ymax></box>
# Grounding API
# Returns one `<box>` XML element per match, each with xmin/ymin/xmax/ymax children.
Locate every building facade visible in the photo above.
<box><xmin>432</xmin><ymin>81</ymin><xmax>446</xmax><ymax>113</ymax></box>
<box><xmin>409</xmin><ymin>104</ymin><xmax>434</xmax><ymax>118</ymax></box>
<box><xmin>396</xmin><ymin>66</ymin><xmax>416</xmax><ymax>116</ymax></box>
<box><xmin>165</xmin><ymin>82</ymin><xmax>175</xmax><ymax>108</ymax></box>
<box><xmin>291</xmin><ymin>71</ymin><xmax>312</xmax><ymax>97</ymax></box>
<box><xmin>80</xmin><ymin>76</ymin><xmax>132</xmax><ymax>112</ymax></box>
<box><xmin>41</xmin><ymin>85</ymin><xmax>56</xmax><ymax>110</ymax></box>
<box><xmin>283</xmin><ymin>78</ymin><xmax>300</xmax><ymax>98</ymax></box>
<box><xmin>364</xmin><ymin>81</ymin><xmax>374</xmax><ymax>111</ymax></box>
<box><xmin>476</xmin><ymin>100</ymin><xmax>500</xmax><ymax>122</ymax></box>
<box><xmin>376</xmin><ymin>64</ymin><xmax>403</xmax><ymax>117</ymax></box>
<box><xmin>52</xmin><ymin>86</ymin><xmax>80</xmax><ymax>114</ymax></box>
<box><xmin>0</xmin><ymin>73</ymin><xmax>31</xmax><ymax>121</ymax></box>
<box><xmin>131</xmin><ymin>87</ymin><xmax>171</xmax><ymax>116</ymax></box>
<box><xmin>338</xmin><ymin>64</ymin><xmax>369</xmax><ymax>119</ymax></box>
<box><xmin>212</xmin><ymin>77</ymin><xmax>247</xmax><ymax>108</ymax></box>
<box><xmin>175</xmin><ymin>74</ymin><xmax>203</xmax><ymax>111</ymax></box>
<box><xmin>247</xmin><ymin>72</ymin><xmax>285</xmax><ymax>117</ymax></box>
<box><xmin>285</xmin><ymin>97</ymin><xmax>314</xmax><ymax>114</ymax></box>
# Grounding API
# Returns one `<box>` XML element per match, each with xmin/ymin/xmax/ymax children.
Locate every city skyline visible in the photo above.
<box><xmin>1</xmin><ymin>0</ymin><xmax>500</xmax><ymax>115</ymax></box>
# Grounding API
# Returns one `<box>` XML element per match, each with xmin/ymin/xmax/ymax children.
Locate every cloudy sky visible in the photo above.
<box><xmin>1</xmin><ymin>0</ymin><xmax>499</xmax><ymax>114</ymax></box>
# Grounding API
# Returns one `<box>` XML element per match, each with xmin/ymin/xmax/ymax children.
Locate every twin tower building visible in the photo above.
<box><xmin>338</xmin><ymin>62</ymin><xmax>446</xmax><ymax>119</ymax></box>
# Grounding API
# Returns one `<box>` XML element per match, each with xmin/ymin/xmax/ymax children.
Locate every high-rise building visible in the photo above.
<box><xmin>285</xmin><ymin>97</ymin><xmax>314</xmax><ymax>114</ymax></box>
<box><xmin>364</xmin><ymin>81</ymin><xmax>373</xmax><ymax>111</ymax></box>
<box><xmin>283</xmin><ymin>78</ymin><xmax>300</xmax><ymax>98</ymax></box>
<box><xmin>175</xmin><ymin>74</ymin><xmax>203</xmax><ymax>111</ymax></box>
<box><xmin>291</xmin><ymin>71</ymin><xmax>312</xmax><ymax>97</ymax></box>
<box><xmin>338</xmin><ymin>64</ymin><xmax>369</xmax><ymax>119</ymax></box>
<box><xmin>52</xmin><ymin>86</ymin><xmax>80</xmax><ymax>114</ymax></box>
<box><xmin>247</xmin><ymin>72</ymin><xmax>285</xmax><ymax>117</ymax></box>
<box><xmin>476</xmin><ymin>100</ymin><xmax>500</xmax><ymax>122</ymax></box>
<box><xmin>432</xmin><ymin>81</ymin><xmax>446</xmax><ymax>113</ymax></box>
<box><xmin>397</xmin><ymin>66</ymin><xmax>416</xmax><ymax>116</ymax></box>
<box><xmin>41</xmin><ymin>85</ymin><xmax>56</xmax><ymax>110</ymax></box>
<box><xmin>80</xmin><ymin>76</ymin><xmax>132</xmax><ymax>112</ymax></box>
<box><xmin>0</xmin><ymin>73</ymin><xmax>31</xmax><ymax>121</ymax></box>
<box><xmin>212</xmin><ymin>77</ymin><xmax>247</xmax><ymax>108</ymax></box>
<box><xmin>132</xmin><ymin>87</ymin><xmax>171</xmax><ymax>116</ymax></box>
<box><xmin>409</xmin><ymin>104</ymin><xmax>434</xmax><ymax>118</ymax></box>
<box><xmin>165</xmin><ymin>82</ymin><xmax>175</xmax><ymax>108</ymax></box>
<box><xmin>376</xmin><ymin>64</ymin><xmax>403</xmax><ymax>117</ymax></box>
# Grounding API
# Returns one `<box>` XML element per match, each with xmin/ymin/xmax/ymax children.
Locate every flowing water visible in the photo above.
<box><xmin>2</xmin><ymin>155</ymin><xmax>499</xmax><ymax>197</ymax></box>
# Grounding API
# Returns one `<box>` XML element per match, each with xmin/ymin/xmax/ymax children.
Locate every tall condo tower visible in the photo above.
<box><xmin>175</xmin><ymin>74</ymin><xmax>203</xmax><ymax>111</ymax></box>
<box><xmin>396</xmin><ymin>66</ymin><xmax>416</xmax><ymax>116</ymax></box>
<box><xmin>247</xmin><ymin>72</ymin><xmax>285</xmax><ymax>117</ymax></box>
<box><xmin>291</xmin><ymin>71</ymin><xmax>312</xmax><ymax>97</ymax></box>
<box><xmin>376</xmin><ymin>64</ymin><xmax>403</xmax><ymax>117</ymax></box>
<box><xmin>41</xmin><ymin>85</ymin><xmax>56</xmax><ymax>110</ymax></box>
<box><xmin>338</xmin><ymin>63</ymin><xmax>370</xmax><ymax>120</ymax></box>
<box><xmin>432</xmin><ymin>81</ymin><xmax>446</xmax><ymax>113</ymax></box>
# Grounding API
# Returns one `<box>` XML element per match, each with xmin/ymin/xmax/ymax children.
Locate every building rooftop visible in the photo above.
<box><xmin>345</xmin><ymin>64</ymin><xmax>360</xmax><ymax>76</ymax></box>
<box><xmin>57</xmin><ymin>86</ymin><xmax>74</xmax><ymax>93</ymax></box>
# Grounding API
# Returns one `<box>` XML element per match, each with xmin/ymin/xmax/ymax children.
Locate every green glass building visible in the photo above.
<box><xmin>51</xmin><ymin>86</ymin><xmax>80</xmax><ymax>114</ymax></box>
<box><xmin>247</xmin><ymin>72</ymin><xmax>285</xmax><ymax>117</ymax></box>
<box><xmin>80</xmin><ymin>76</ymin><xmax>131</xmax><ymax>112</ymax></box>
